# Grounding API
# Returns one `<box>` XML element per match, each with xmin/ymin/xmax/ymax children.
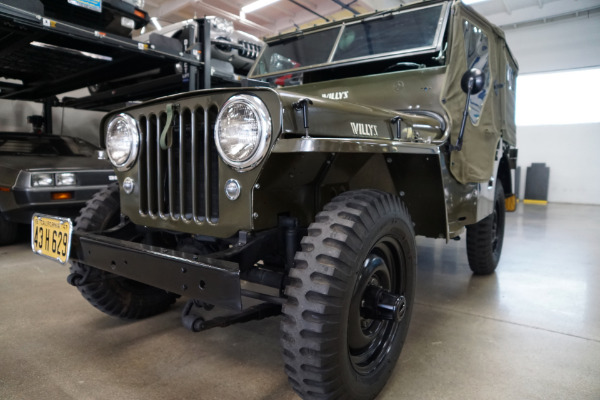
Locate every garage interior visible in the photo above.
<box><xmin>1</xmin><ymin>0</ymin><xmax>599</xmax><ymax>399</ymax></box>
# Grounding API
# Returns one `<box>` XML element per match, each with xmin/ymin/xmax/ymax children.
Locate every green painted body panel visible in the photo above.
<box><xmin>100</xmin><ymin>0</ymin><xmax>517</xmax><ymax>240</ymax></box>
<box><xmin>283</xmin><ymin>67</ymin><xmax>447</xmax><ymax>120</ymax></box>
<box><xmin>105</xmin><ymin>88</ymin><xmax>283</xmax><ymax>238</ymax></box>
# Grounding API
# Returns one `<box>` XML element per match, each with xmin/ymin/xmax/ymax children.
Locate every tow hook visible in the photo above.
<box><xmin>66</xmin><ymin>272</ymin><xmax>83</xmax><ymax>286</ymax></box>
<box><xmin>66</xmin><ymin>269</ymin><xmax>94</xmax><ymax>286</ymax></box>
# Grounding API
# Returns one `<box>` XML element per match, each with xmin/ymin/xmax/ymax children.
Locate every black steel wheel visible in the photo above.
<box><xmin>281</xmin><ymin>190</ymin><xmax>416</xmax><ymax>400</ymax></box>
<box><xmin>0</xmin><ymin>212</ymin><xmax>18</xmax><ymax>245</ymax></box>
<box><xmin>466</xmin><ymin>181</ymin><xmax>506</xmax><ymax>275</ymax></box>
<box><xmin>70</xmin><ymin>184</ymin><xmax>177</xmax><ymax>319</ymax></box>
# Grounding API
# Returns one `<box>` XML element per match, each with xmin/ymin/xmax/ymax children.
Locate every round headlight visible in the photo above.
<box><xmin>105</xmin><ymin>113</ymin><xmax>140</xmax><ymax>171</ymax></box>
<box><xmin>215</xmin><ymin>95</ymin><xmax>271</xmax><ymax>171</ymax></box>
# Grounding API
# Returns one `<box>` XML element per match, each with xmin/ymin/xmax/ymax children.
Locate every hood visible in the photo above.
<box><xmin>0</xmin><ymin>155</ymin><xmax>111</xmax><ymax>172</ymax></box>
<box><xmin>276</xmin><ymin>90</ymin><xmax>446</xmax><ymax>143</ymax></box>
<box><xmin>278</xmin><ymin>91</ymin><xmax>399</xmax><ymax>140</ymax></box>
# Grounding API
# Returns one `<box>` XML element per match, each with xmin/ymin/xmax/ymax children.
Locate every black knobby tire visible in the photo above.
<box><xmin>281</xmin><ymin>190</ymin><xmax>417</xmax><ymax>400</ymax></box>
<box><xmin>70</xmin><ymin>184</ymin><xmax>177</xmax><ymax>319</ymax></box>
<box><xmin>466</xmin><ymin>182</ymin><xmax>506</xmax><ymax>275</ymax></box>
<box><xmin>0</xmin><ymin>213</ymin><xmax>18</xmax><ymax>245</ymax></box>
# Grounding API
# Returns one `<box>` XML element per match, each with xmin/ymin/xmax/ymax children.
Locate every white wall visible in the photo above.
<box><xmin>503</xmin><ymin>11</ymin><xmax>600</xmax><ymax>74</ymax></box>
<box><xmin>517</xmin><ymin>123</ymin><xmax>600</xmax><ymax>205</ymax></box>
<box><xmin>0</xmin><ymin>99</ymin><xmax>104</xmax><ymax>146</ymax></box>
<box><xmin>503</xmin><ymin>12</ymin><xmax>600</xmax><ymax>205</ymax></box>
<box><xmin>0</xmin><ymin>100</ymin><xmax>42</xmax><ymax>131</ymax></box>
<box><xmin>51</xmin><ymin>106</ymin><xmax>104</xmax><ymax>146</ymax></box>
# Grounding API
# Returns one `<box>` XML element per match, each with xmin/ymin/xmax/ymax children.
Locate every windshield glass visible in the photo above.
<box><xmin>0</xmin><ymin>135</ymin><xmax>99</xmax><ymax>156</ymax></box>
<box><xmin>254</xmin><ymin>28</ymin><xmax>341</xmax><ymax>76</ymax></box>
<box><xmin>251</xmin><ymin>4</ymin><xmax>445</xmax><ymax>78</ymax></box>
<box><xmin>333</xmin><ymin>5</ymin><xmax>444</xmax><ymax>61</ymax></box>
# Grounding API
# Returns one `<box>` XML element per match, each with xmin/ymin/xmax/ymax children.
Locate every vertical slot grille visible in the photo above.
<box><xmin>138</xmin><ymin>106</ymin><xmax>220</xmax><ymax>224</ymax></box>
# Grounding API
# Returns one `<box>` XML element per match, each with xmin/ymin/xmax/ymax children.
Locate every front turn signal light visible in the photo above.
<box><xmin>51</xmin><ymin>192</ymin><xmax>74</xmax><ymax>200</ymax></box>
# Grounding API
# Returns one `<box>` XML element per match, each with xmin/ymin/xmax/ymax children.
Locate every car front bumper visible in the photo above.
<box><xmin>70</xmin><ymin>231</ymin><xmax>243</xmax><ymax>310</ymax></box>
<box><xmin>2</xmin><ymin>187</ymin><xmax>108</xmax><ymax>223</ymax></box>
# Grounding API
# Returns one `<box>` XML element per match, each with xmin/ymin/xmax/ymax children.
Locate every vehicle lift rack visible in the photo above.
<box><xmin>0</xmin><ymin>1</ymin><xmax>221</xmax><ymax>119</ymax></box>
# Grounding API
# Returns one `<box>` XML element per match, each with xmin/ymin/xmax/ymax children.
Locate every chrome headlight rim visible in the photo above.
<box><xmin>105</xmin><ymin>113</ymin><xmax>140</xmax><ymax>171</ymax></box>
<box><xmin>55</xmin><ymin>172</ymin><xmax>76</xmax><ymax>186</ymax></box>
<box><xmin>31</xmin><ymin>172</ymin><xmax>54</xmax><ymax>187</ymax></box>
<box><xmin>214</xmin><ymin>94</ymin><xmax>272</xmax><ymax>172</ymax></box>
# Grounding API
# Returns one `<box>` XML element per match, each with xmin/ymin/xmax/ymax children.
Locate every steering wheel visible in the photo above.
<box><xmin>384</xmin><ymin>62</ymin><xmax>426</xmax><ymax>72</ymax></box>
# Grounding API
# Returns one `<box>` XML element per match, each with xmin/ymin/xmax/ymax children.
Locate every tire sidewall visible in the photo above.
<box><xmin>337</xmin><ymin>211</ymin><xmax>417</xmax><ymax>398</ymax></box>
<box><xmin>493</xmin><ymin>182</ymin><xmax>506</xmax><ymax>263</ymax></box>
<box><xmin>466</xmin><ymin>182</ymin><xmax>506</xmax><ymax>274</ymax></box>
<box><xmin>71</xmin><ymin>184</ymin><xmax>177</xmax><ymax>319</ymax></box>
<box><xmin>0</xmin><ymin>212</ymin><xmax>19</xmax><ymax>245</ymax></box>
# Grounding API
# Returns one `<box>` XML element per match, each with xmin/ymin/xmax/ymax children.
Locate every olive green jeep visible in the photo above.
<box><xmin>32</xmin><ymin>1</ymin><xmax>518</xmax><ymax>398</ymax></box>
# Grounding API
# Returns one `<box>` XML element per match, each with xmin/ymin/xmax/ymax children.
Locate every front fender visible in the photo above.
<box><xmin>253</xmin><ymin>137</ymin><xmax>449</xmax><ymax>239</ymax></box>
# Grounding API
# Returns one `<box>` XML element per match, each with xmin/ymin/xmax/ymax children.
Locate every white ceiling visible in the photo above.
<box><xmin>141</xmin><ymin>0</ymin><xmax>600</xmax><ymax>38</ymax></box>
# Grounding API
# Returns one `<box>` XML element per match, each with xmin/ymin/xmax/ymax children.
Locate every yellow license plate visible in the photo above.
<box><xmin>31</xmin><ymin>214</ymin><xmax>73</xmax><ymax>264</ymax></box>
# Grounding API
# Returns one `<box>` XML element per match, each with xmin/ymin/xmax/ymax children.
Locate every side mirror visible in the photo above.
<box><xmin>450</xmin><ymin>68</ymin><xmax>486</xmax><ymax>152</ymax></box>
<box><xmin>461</xmin><ymin>68</ymin><xmax>485</xmax><ymax>95</ymax></box>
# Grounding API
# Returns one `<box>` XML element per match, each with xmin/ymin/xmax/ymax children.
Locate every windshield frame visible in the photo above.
<box><xmin>249</xmin><ymin>2</ymin><xmax>450</xmax><ymax>80</ymax></box>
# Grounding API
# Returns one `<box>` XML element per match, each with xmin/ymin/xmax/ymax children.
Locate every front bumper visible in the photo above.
<box><xmin>2</xmin><ymin>187</ymin><xmax>108</xmax><ymax>223</ymax></box>
<box><xmin>5</xmin><ymin>204</ymin><xmax>86</xmax><ymax>224</ymax></box>
<box><xmin>71</xmin><ymin>231</ymin><xmax>242</xmax><ymax>310</ymax></box>
<box><xmin>13</xmin><ymin>187</ymin><xmax>104</xmax><ymax>205</ymax></box>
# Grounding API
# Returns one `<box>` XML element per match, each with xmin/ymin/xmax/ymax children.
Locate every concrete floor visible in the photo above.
<box><xmin>1</xmin><ymin>203</ymin><xmax>599</xmax><ymax>400</ymax></box>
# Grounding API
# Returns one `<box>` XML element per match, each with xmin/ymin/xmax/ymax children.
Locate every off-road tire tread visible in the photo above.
<box><xmin>466</xmin><ymin>182</ymin><xmax>505</xmax><ymax>275</ymax></box>
<box><xmin>0</xmin><ymin>213</ymin><xmax>19</xmax><ymax>245</ymax></box>
<box><xmin>281</xmin><ymin>189</ymin><xmax>414</xmax><ymax>400</ymax></box>
<box><xmin>70</xmin><ymin>184</ymin><xmax>177</xmax><ymax>319</ymax></box>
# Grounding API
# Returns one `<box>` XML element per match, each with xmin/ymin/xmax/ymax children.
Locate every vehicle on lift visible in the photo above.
<box><xmin>33</xmin><ymin>1</ymin><xmax>518</xmax><ymax>399</ymax></box>
<box><xmin>88</xmin><ymin>17</ymin><xmax>265</xmax><ymax>98</ymax></box>
<box><xmin>135</xmin><ymin>16</ymin><xmax>263</xmax><ymax>76</ymax></box>
<box><xmin>2</xmin><ymin>0</ymin><xmax>149</xmax><ymax>38</ymax></box>
<box><xmin>0</xmin><ymin>132</ymin><xmax>114</xmax><ymax>245</ymax></box>
<box><xmin>41</xmin><ymin>0</ymin><xmax>149</xmax><ymax>38</ymax></box>
<box><xmin>0</xmin><ymin>1</ymin><xmax>244</xmax><ymax>112</ymax></box>
<box><xmin>0</xmin><ymin>2</ymin><xmax>255</xmax><ymax>246</ymax></box>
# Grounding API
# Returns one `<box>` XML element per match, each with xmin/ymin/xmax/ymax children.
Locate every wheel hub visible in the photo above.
<box><xmin>347</xmin><ymin>246</ymin><xmax>407</xmax><ymax>376</ymax></box>
<box><xmin>361</xmin><ymin>286</ymin><xmax>406</xmax><ymax>322</ymax></box>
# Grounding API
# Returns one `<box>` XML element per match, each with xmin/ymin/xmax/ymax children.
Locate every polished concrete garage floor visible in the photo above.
<box><xmin>1</xmin><ymin>203</ymin><xmax>599</xmax><ymax>400</ymax></box>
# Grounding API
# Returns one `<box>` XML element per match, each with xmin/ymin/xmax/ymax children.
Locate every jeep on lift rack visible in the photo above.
<box><xmin>31</xmin><ymin>1</ymin><xmax>518</xmax><ymax>399</ymax></box>
<box><xmin>0</xmin><ymin>1</ymin><xmax>262</xmax><ymax>113</ymax></box>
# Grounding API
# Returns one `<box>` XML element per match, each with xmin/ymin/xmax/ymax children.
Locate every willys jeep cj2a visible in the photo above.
<box><xmin>32</xmin><ymin>1</ymin><xmax>518</xmax><ymax>399</ymax></box>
